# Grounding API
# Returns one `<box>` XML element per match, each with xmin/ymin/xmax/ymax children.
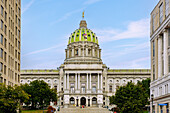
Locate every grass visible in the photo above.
<box><xmin>143</xmin><ymin>111</ymin><xmax>149</xmax><ymax>113</ymax></box>
<box><xmin>22</xmin><ymin>110</ymin><xmax>48</xmax><ymax>113</ymax></box>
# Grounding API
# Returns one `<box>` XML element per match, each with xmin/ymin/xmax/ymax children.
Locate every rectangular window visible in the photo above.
<box><xmin>0</xmin><ymin>63</ymin><xmax>3</xmax><ymax>72</ymax></box>
<box><xmin>70</xmin><ymin>87</ymin><xmax>74</xmax><ymax>93</ymax></box>
<box><xmin>168</xmin><ymin>29</ymin><xmax>170</xmax><ymax>46</ymax></box>
<box><xmin>153</xmin><ymin>41</ymin><xmax>155</xmax><ymax>57</ymax></box>
<box><xmin>4</xmin><ymin>52</ymin><xmax>6</xmax><ymax>62</ymax></box>
<box><xmin>4</xmin><ymin>65</ymin><xmax>6</xmax><ymax>74</ymax></box>
<box><xmin>159</xmin><ymin>3</ymin><xmax>163</xmax><ymax>24</ymax></box>
<box><xmin>4</xmin><ymin>11</ymin><xmax>7</xmax><ymax>21</ymax></box>
<box><xmin>18</xmin><ymin>18</ymin><xmax>20</xmax><ymax>27</ymax></box>
<box><xmin>152</xmin><ymin>14</ymin><xmax>155</xmax><ymax>32</ymax></box>
<box><xmin>4</xmin><ymin>38</ymin><xmax>6</xmax><ymax>48</ymax></box>
<box><xmin>166</xmin><ymin>0</ymin><xmax>169</xmax><ymax>17</ymax></box>
<box><xmin>0</xmin><ymin>34</ymin><xmax>3</xmax><ymax>45</ymax></box>
<box><xmin>0</xmin><ymin>77</ymin><xmax>2</xmax><ymax>83</ymax></box>
<box><xmin>1</xmin><ymin>5</ymin><xmax>3</xmax><ymax>16</ymax></box>
<box><xmin>169</xmin><ymin>56</ymin><xmax>170</xmax><ymax>72</ymax></box>
<box><xmin>109</xmin><ymin>85</ymin><xmax>112</xmax><ymax>93</ymax></box>
<box><xmin>18</xmin><ymin>30</ymin><xmax>20</xmax><ymax>38</ymax></box>
<box><xmin>0</xmin><ymin>49</ymin><xmax>3</xmax><ymax>59</ymax></box>
<box><xmin>92</xmin><ymin>87</ymin><xmax>96</xmax><ymax>93</ymax></box>
<box><xmin>18</xmin><ymin>41</ymin><xmax>20</xmax><ymax>49</ymax></box>
<box><xmin>15</xmin><ymin>15</ymin><xmax>17</xmax><ymax>24</ymax></box>
<box><xmin>1</xmin><ymin>20</ymin><xmax>3</xmax><ymax>30</ymax></box>
<box><xmin>15</xmin><ymin>50</ymin><xmax>17</xmax><ymax>58</ymax></box>
<box><xmin>4</xmin><ymin>25</ymin><xmax>6</xmax><ymax>34</ymax></box>
<box><xmin>81</xmin><ymin>87</ymin><xmax>85</xmax><ymax>93</ymax></box>
<box><xmin>153</xmin><ymin>65</ymin><xmax>155</xmax><ymax>80</ymax></box>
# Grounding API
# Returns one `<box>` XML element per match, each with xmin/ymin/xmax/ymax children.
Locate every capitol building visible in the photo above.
<box><xmin>20</xmin><ymin>19</ymin><xmax>150</xmax><ymax>108</ymax></box>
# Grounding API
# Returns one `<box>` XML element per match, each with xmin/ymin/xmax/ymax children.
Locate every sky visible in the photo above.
<box><xmin>21</xmin><ymin>0</ymin><xmax>159</xmax><ymax>70</ymax></box>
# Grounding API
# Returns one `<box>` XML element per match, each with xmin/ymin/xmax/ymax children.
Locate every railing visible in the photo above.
<box><xmin>21</xmin><ymin>69</ymin><xmax>59</xmax><ymax>73</ymax></box>
<box><xmin>108</xmin><ymin>69</ymin><xmax>151</xmax><ymax>73</ymax></box>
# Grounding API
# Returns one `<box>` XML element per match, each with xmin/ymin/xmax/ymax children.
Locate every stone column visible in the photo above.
<box><xmin>75</xmin><ymin>73</ymin><xmax>77</xmax><ymax>90</ymax></box>
<box><xmin>97</xmin><ymin>49</ymin><xmax>100</xmax><ymax>58</ymax></box>
<box><xmin>155</xmin><ymin>38</ymin><xmax>158</xmax><ymax>80</ymax></box>
<box><xmin>64</xmin><ymin>73</ymin><xmax>66</xmax><ymax>90</ymax></box>
<box><xmin>78</xmin><ymin>73</ymin><xmax>80</xmax><ymax>90</ymax></box>
<box><xmin>87</xmin><ymin>73</ymin><xmax>88</xmax><ymax>90</ymax></box>
<box><xmin>72</xmin><ymin>47</ymin><xmax>74</xmax><ymax>57</ymax></box>
<box><xmin>86</xmin><ymin>97</ymin><xmax>88</xmax><ymax>107</ymax></box>
<box><xmin>67</xmin><ymin>74</ymin><xmax>69</xmax><ymax>89</ymax></box>
<box><xmin>67</xmin><ymin>49</ymin><xmax>69</xmax><ymax>58</ymax></box>
<box><xmin>78</xmin><ymin>97</ymin><xmax>80</xmax><ymax>107</ymax></box>
<box><xmin>99</xmin><ymin>49</ymin><xmax>101</xmax><ymax>59</ymax></box>
<box><xmin>90</xmin><ymin>97</ymin><xmax>92</xmax><ymax>107</ymax></box>
<box><xmin>163</xmin><ymin>29</ymin><xmax>169</xmax><ymax>76</ymax></box>
<box><xmin>65</xmin><ymin>49</ymin><xmax>67</xmax><ymax>59</ymax></box>
<box><xmin>86</xmin><ymin>47</ymin><xmax>88</xmax><ymax>56</ymax></box>
<box><xmin>98</xmin><ymin>73</ymin><xmax>100</xmax><ymax>89</ymax></box>
<box><xmin>90</xmin><ymin>73</ymin><xmax>91</xmax><ymax>90</ymax></box>
<box><xmin>78</xmin><ymin>46</ymin><xmax>81</xmax><ymax>56</ymax></box>
<box><xmin>101</xmin><ymin>74</ymin><xmax>103</xmax><ymax>89</ymax></box>
<box><xmin>92</xmin><ymin>46</ymin><xmax>95</xmax><ymax>57</ymax></box>
<box><xmin>158</xmin><ymin>35</ymin><xmax>162</xmax><ymax>78</ymax></box>
<box><xmin>163</xmin><ymin>105</ymin><xmax>166</xmax><ymax>113</ymax></box>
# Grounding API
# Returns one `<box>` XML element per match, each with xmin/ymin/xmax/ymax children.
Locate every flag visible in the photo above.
<box><xmin>83</xmin><ymin>33</ymin><xmax>87</xmax><ymax>39</ymax></box>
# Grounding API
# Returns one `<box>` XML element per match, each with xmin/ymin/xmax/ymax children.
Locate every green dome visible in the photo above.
<box><xmin>68</xmin><ymin>28</ymin><xmax>98</xmax><ymax>44</ymax></box>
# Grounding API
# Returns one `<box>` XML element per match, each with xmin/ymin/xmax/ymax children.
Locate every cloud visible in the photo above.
<box><xmin>23</xmin><ymin>43</ymin><xmax>65</xmax><ymax>56</ymax></box>
<box><xmin>103</xmin><ymin>42</ymin><xmax>150</xmax><ymax>59</ymax></box>
<box><xmin>22</xmin><ymin>0</ymin><xmax>35</xmax><ymax>14</ymax></box>
<box><xmin>93</xmin><ymin>18</ymin><xmax>150</xmax><ymax>43</ymax></box>
<box><xmin>50</xmin><ymin>8</ymin><xmax>85</xmax><ymax>25</ymax></box>
<box><xmin>108</xmin><ymin>57</ymin><xmax>150</xmax><ymax>69</ymax></box>
<box><xmin>84</xmin><ymin>0</ymin><xmax>102</xmax><ymax>5</ymax></box>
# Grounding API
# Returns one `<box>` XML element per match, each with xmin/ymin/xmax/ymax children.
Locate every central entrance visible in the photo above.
<box><xmin>80</xmin><ymin>97</ymin><xmax>86</xmax><ymax>106</ymax></box>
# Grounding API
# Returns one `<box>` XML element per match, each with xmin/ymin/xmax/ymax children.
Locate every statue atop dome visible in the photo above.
<box><xmin>82</xmin><ymin>11</ymin><xmax>84</xmax><ymax>19</ymax></box>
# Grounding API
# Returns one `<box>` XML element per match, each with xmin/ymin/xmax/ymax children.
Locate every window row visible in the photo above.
<box><xmin>1</xmin><ymin>0</ymin><xmax>7</xmax><ymax>8</ymax></box>
<box><xmin>1</xmin><ymin>20</ymin><xmax>7</xmax><ymax>35</ymax></box>
<box><xmin>0</xmin><ymin>48</ymin><xmax>7</xmax><ymax>62</ymax></box>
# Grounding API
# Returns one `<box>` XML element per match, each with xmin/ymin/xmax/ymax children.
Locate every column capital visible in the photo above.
<box><xmin>163</xmin><ymin>29</ymin><xmax>168</xmax><ymax>33</ymax></box>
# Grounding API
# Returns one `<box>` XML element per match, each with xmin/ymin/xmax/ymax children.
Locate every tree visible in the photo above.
<box><xmin>110</xmin><ymin>79</ymin><xmax>150</xmax><ymax>113</ymax></box>
<box><xmin>21</xmin><ymin>80</ymin><xmax>57</xmax><ymax>109</ymax></box>
<box><xmin>137</xmin><ymin>78</ymin><xmax>151</xmax><ymax>105</ymax></box>
<box><xmin>0</xmin><ymin>83</ymin><xmax>29</xmax><ymax>113</ymax></box>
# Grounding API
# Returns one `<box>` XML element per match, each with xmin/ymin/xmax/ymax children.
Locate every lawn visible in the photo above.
<box><xmin>22</xmin><ymin>110</ymin><xmax>48</xmax><ymax>113</ymax></box>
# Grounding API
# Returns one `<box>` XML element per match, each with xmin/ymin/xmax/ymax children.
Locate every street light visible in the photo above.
<box><xmin>43</xmin><ymin>100</ymin><xmax>44</xmax><ymax>113</ymax></box>
<box><xmin>151</xmin><ymin>94</ymin><xmax>154</xmax><ymax>113</ymax></box>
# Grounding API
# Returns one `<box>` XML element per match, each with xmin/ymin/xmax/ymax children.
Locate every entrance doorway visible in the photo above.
<box><xmin>80</xmin><ymin>97</ymin><xmax>86</xmax><ymax>106</ymax></box>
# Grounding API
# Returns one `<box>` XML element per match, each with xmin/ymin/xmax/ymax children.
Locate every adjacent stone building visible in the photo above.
<box><xmin>0</xmin><ymin>0</ymin><xmax>21</xmax><ymax>85</ymax></box>
<box><xmin>21</xmin><ymin>19</ymin><xmax>150</xmax><ymax>108</ymax></box>
<box><xmin>150</xmin><ymin>0</ymin><xmax>170</xmax><ymax>112</ymax></box>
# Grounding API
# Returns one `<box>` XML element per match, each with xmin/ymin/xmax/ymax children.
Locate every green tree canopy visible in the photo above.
<box><xmin>0</xmin><ymin>84</ymin><xmax>29</xmax><ymax>113</ymax></box>
<box><xmin>21</xmin><ymin>80</ymin><xmax>57</xmax><ymax>109</ymax></box>
<box><xmin>110</xmin><ymin>78</ymin><xmax>150</xmax><ymax>113</ymax></box>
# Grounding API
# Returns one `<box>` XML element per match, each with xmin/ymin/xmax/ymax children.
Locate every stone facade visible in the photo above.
<box><xmin>150</xmin><ymin>0</ymin><xmax>170</xmax><ymax>112</ymax></box>
<box><xmin>0</xmin><ymin>0</ymin><xmax>21</xmax><ymax>86</ymax></box>
<box><xmin>21</xmin><ymin>20</ymin><xmax>150</xmax><ymax>108</ymax></box>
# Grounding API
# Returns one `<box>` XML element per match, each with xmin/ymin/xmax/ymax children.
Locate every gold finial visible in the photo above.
<box><xmin>82</xmin><ymin>11</ymin><xmax>85</xmax><ymax>19</ymax></box>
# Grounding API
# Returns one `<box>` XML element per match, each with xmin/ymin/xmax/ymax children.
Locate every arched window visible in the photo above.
<box><xmin>70</xmin><ymin>97</ymin><xmax>75</xmax><ymax>104</ymax></box>
<box><xmin>92</xmin><ymin>97</ymin><xmax>97</xmax><ymax>104</ymax></box>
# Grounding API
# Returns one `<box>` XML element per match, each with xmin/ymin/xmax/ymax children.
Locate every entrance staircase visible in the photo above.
<box><xmin>58</xmin><ymin>108</ymin><xmax>111</xmax><ymax>113</ymax></box>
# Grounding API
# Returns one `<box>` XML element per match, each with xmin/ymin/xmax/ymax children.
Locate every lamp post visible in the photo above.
<box><xmin>151</xmin><ymin>94</ymin><xmax>154</xmax><ymax>113</ymax></box>
<box><xmin>43</xmin><ymin>100</ymin><xmax>44</xmax><ymax>113</ymax></box>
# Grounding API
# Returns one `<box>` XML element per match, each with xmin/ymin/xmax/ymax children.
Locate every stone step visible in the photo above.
<box><xmin>58</xmin><ymin>108</ymin><xmax>112</xmax><ymax>113</ymax></box>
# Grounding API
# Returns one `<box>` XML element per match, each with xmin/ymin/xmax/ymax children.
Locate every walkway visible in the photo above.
<box><xmin>58</xmin><ymin>108</ymin><xmax>111</xmax><ymax>113</ymax></box>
